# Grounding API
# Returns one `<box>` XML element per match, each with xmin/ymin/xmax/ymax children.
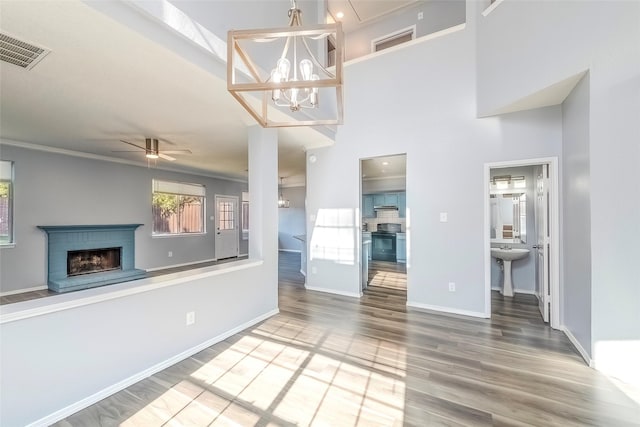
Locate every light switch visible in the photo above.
<box><xmin>440</xmin><ymin>212</ymin><xmax>448</xmax><ymax>222</ymax></box>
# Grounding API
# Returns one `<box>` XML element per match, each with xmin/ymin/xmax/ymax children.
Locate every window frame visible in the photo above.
<box><xmin>0</xmin><ymin>160</ymin><xmax>14</xmax><ymax>247</ymax></box>
<box><xmin>151</xmin><ymin>179</ymin><xmax>206</xmax><ymax>237</ymax></box>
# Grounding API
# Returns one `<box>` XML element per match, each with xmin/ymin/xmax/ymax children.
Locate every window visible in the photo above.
<box><xmin>371</xmin><ymin>26</ymin><xmax>416</xmax><ymax>53</ymax></box>
<box><xmin>217</xmin><ymin>201</ymin><xmax>235</xmax><ymax>231</ymax></box>
<box><xmin>152</xmin><ymin>180</ymin><xmax>205</xmax><ymax>235</ymax></box>
<box><xmin>0</xmin><ymin>160</ymin><xmax>14</xmax><ymax>245</ymax></box>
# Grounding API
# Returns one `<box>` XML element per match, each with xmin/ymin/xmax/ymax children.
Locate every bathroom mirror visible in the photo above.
<box><xmin>490</xmin><ymin>193</ymin><xmax>526</xmax><ymax>244</ymax></box>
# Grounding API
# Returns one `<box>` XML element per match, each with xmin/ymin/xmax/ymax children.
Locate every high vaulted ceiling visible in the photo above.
<box><xmin>0</xmin><ymin>0</ymin><xmax>422</xmax><ymax>184</ymax></box>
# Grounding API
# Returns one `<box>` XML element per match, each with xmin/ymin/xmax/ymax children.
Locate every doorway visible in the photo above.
<box><xmin>360</xmin><ymin>154</ymin><xmax>407</xmax><ymax>299</ymax></box>
<box><xmin>485</xmin><ymin>157</ymin><xmax>560</xmax><ymax>328</ymax></box>
<box><xmin>214</xmin><ymin>195</ymin><xmax>239</xmax><ymax>260</ymax></box>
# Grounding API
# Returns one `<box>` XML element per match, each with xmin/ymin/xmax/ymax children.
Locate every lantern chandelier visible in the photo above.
<box><xmin>227</xmin><ymin>0</ymin><xmax>343</xmax><ymax>127</ymax></box>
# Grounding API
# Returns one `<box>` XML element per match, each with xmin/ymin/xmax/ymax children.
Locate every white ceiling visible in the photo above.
<box><xmin>361</xmin><ymin>154</ymin><xmax>406</xmax><ymax>179</ymax></box>
<box><xmin>328</xmin><ymin>0</ymin><xmax>419</xmax><ymax>32</ymax></box>
<box><xmin>0</xmin><ymin>0</ymin><xmax>333</xmax><ymax>184</ymax></box>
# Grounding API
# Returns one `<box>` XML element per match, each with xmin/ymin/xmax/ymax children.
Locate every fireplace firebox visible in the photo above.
<box><xmin>38</xmin><ymin>224</ymin><xmax>145</xmax><ymax>293</ymax></box>
<box><xmin>67</xmin><ymin>247</ymin><xmax>122</xmax><ymax>277</ymax></box>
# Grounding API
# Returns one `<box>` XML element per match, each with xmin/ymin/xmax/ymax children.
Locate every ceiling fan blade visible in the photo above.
<box><xmin>159</xmin><ymin>153</ymin><xmax>176</xmax><ymax>161</ymax></box>
<box><xmin>162</xmin><ymin>149</ymin><xmax>192</xmax><ymax>154</ymax></box>
<box><xmin>119</xmin><ymin>140</ymin><xmax>145</xmax><ymax>150</ymax></box>
<box><xmin>111</xmin><ymin>150</ymin><xmax>144</xmax><ymax>153</ymax></box>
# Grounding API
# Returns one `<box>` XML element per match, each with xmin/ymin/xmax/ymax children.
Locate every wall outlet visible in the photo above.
<box><xmin>186</xmin><ymin>311</ymin><xmax>195</xmax><ymax>326</ymax></box>
<box><xmin>448</xmin><ymin>282</ymin><xmax>456</xmax><ymax>292</ymax></box>
<box><xmin>418</xmin><ymin>11</ymin><xmax>424</xmax><ymax>20</ymax></box>
<box><xmin>168</xmin><ymin>251</ymin><xmax>173</xmax><ymax>257</ymax></box>
<box><xmin>440</xmin><ymin>212</ymin><xmax>448</xmax><ymax>222</ymax></box>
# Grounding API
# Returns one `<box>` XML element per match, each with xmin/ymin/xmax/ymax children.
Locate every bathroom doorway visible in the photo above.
<box><xmin>360</xmin><ymin>154</ymin><xmax>407</xmax><ymax>301</ymax></box>
<box><xmin>485</xmin><ymin>157</ymin><xmax>560</xmax><ymax>329</ymax></box>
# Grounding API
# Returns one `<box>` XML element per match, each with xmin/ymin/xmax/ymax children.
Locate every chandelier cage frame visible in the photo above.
<box><xmin>227</xmin><ymin>4</ymin><xmax>344</xmax><ymax>128</ymax></box>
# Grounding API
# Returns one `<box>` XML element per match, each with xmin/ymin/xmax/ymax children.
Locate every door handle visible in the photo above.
<box><xmin>532</xmin><ymin>245</ymin><xmax>542</xmax><ymax>249</ymax></box>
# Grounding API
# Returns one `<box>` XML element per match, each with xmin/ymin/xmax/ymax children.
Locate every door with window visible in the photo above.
<box><xmin>215</xmin><ymin>195</ymin><xmax>239</xmax><ymax>260</ymax></box>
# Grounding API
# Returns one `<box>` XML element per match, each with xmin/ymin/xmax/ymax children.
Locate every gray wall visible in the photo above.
<box><xmin>278</xmin><ymin>186</ymin><xmax>306</xmax><ymax>251</ymax></box>
<box><xmin>0</xmin><ymin>144</ymin><xmax>248</xmax><ymax>294</ymax></box>
<box><xmin>490</xmin><ymin>166</ymin><xmax>536</xmax><ymax>294</ymax></box>
<box><xmin>305</xmin><ymin>18</ymin><xmax>563</xmax><ymax>308</ymax></box>
<box><xmin>561</xmin><ymin>74</ymin><xmax>592</xmax><ymax>357</ymax></box>
<box><xmin>345</xmin><ymin>0</ymin><xmax>465</xmax><ymax>61</ymax></box>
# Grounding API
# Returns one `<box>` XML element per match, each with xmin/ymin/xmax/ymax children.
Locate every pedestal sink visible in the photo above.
<box><xmin>491</xmin><ymin>248</ymin><xmax>530</xmax><ymax>297</ymax></box>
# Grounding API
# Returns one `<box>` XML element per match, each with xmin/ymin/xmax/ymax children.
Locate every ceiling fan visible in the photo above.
<box><xmin>113</xmin><ymin>138</ymin><xmax>191</xmax><ymax>161</ymax></box>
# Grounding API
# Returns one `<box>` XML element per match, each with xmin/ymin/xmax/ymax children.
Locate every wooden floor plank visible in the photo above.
<box><xmin>51</xmin><ymin>252</ymin><xmax>640</xmax><ymax>426</ymax></box>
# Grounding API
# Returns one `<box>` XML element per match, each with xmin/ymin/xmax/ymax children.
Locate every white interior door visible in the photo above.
<box><xmin>534</xmin><ymin>165</ymin><xmax>550</xmax><ymax>322</ymax></box>
<box><xmin>215</xmin><ymin>195</ymin><xmax>239</xmax><ymax>260</ymax></box>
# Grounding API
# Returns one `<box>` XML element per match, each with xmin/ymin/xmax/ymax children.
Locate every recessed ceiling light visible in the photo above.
<box><xmin>336</xmin><ymin>11</ymin><xmax>344</xmax><ymax>19</ymax></box>
<box><xmin>382</xmin><ymin>161</ymin><xmax>390</xmax><ymax>166</ymax></box>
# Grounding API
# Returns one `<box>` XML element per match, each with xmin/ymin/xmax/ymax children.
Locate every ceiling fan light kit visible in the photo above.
<box><xmin>145</xmin><ymin>138</ymin><xmax>160</xmax><ymax>159</ymax></box>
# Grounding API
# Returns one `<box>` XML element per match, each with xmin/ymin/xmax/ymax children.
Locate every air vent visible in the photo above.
<box><xmin>0</xmin><ymin>32</ymin><xmax>49</xmax><ymax>70</ymax></box>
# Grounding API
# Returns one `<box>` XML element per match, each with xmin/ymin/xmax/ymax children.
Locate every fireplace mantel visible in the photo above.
<box><xmin>38</xmin><ymin>224</ymin><xmax>145</xmax><ymax>293</ymax></box>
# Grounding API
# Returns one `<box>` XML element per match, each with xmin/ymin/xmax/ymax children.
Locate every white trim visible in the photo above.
<box><xmin>300</xmin><ymin>269</ymin><xmax>306</xmax><ymax>277</ymax></box>
<box><xmin>484</xmin><ymin>157</ymin><xmax>561</xmax><ymax>329</ymax></box>
<box><xmin>0</xmin><ymin>138</ymin><xmax>248</xmax><ymax>183</ymax></box>
<box><xmin>238</xmin><ymin>253</ymin><xmax>248</xmax><ymax>257</ymax></box>
<box><xmin>482</xmin><ymin>0</ymin><xmax>505</xmax><ymax>17</ymax></box>
<box><xmin>371</xmin><ymin>25</ymin><xmax>416</xmax><ymax>54</ymax></box>
<box><xmin>26</xmin><ymin>308</ymin><xmax>279</xmax><ymax>427</ymax></box>
<box><xmin>304</xmin><ymin>286</ymin><xmax>362</xmax><ymax>298</ymax></box>
<box><xmin>279</xmin><ymin>248</ymin><xmax>301</xmax><ymax>253</ymax></box>
<box><xmin>0</xmin><ymin>285</ymin><xmax>47</xmax><ymax>297</ymax></box>
<box><xmin>407</xmin><ymin>301</ymin><xmax>488</xmax><ymax>319</ymax></box>
<box><xmin>144</xmin><ymin>258</ymin><xmax>217</xmax><ymax>272</ymax></box>
<box><xmin>491</xmin><ymin>287</ymin><xmax>536</xmax><ymax>295</ymax></box>
<box><xmin>562</xmin><ymin>326</ymin><xmax>593</xmax><ymax>367</ymax></box>
<box><xmin>0</xmin><ymin>259</ymin><xmax>263</xmax><ymax>324</ymax></box>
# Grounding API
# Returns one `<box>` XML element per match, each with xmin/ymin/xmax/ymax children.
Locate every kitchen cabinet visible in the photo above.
<box><xmin>398</xmin><ymin>192</ymin><xmax>406</xmax><ymax>218</ymax></box>
<box><xmin>363</xmin><ymin>191</ymin><xmax>406</xmax><ymax>218</ymax></box>
<box><xmin>396</xmin><ymin>233</ymin><xmax>406</xmax><ymax>263</ymax></box>
<box><xmin>384</xmin><ymin>193</ymin><xmax>398</xmax><ymax>206</ymax></box>
<box><xmin>362</xmin><ymin>195</ymin><xmax>375</xmax><ymax>218</ymax></box>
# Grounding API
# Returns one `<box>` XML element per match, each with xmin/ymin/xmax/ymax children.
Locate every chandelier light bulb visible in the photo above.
<box><xmin>299</xmin><ymin>59</ymin><xmax>313</xmax><ymax>81</ymax></box>
<box><xmin>277</xmin><ymin>58</ymin><xmax>290</xmax><ymax>82</ymax></box>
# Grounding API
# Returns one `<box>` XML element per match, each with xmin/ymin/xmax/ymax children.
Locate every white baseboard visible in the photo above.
<box><xmin>145</xmin><ymin>258</ymin><xmax>216</xmax><ymax>272</ymax></box>
<box><xmin>29</xmin><ymin>308</ymin><xmax>279</xmax><ymax>427</ymax></box>
<box><xmin>279</xmin><ymin>249</ymin><xmax>301</xmax><ymax>253</ymax></box>
<box><xmin>562</xmin><ymin>326</ymin><xmax>593</xmax><ymax>367</ymax></box>
<box><xmin>407</xmin><ymin>301</ymin><xmax>488</xmax><ymax>319</ymax></box>
<box><xmin>491</xmin><ymin>287</ymin><xmax>536</xmax><ymax>295</ymax></box>
<box><xmin>304</xmin><ymin>286</ymin><xmax>362</xmax><ymax>298</ymax></box>
<box><xmin>0</xmin><ymin>285</ymin><xmax>47</xmax><ymax>297</ymax></box>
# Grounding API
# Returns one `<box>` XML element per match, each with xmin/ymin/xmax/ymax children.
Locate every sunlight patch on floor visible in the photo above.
<box><xmin>124</xmin><ymin>317</ymin><xmax>407</xmax><ymax>426</ymax></box>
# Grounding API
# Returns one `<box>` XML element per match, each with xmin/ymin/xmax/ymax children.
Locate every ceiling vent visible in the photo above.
<box><xmin>0</xmin><ymin>32</ymin><xmax>49</xmax><ymax>70</ymax></box>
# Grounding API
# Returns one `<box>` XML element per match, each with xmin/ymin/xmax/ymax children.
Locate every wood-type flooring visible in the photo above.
<box><xmin>54</xmin><ymin>252</ymin><xmax>640</xmax><ymax>426</ymax></box>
